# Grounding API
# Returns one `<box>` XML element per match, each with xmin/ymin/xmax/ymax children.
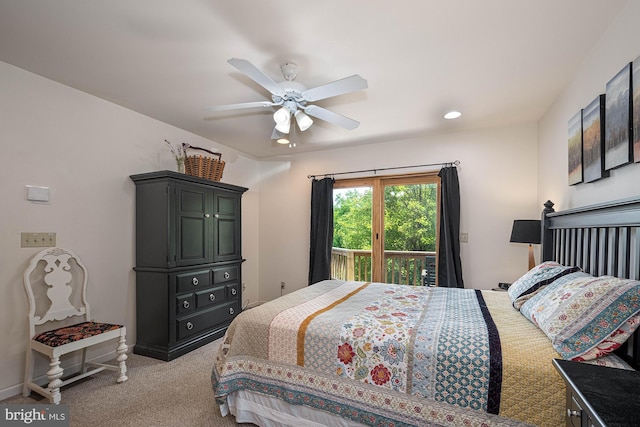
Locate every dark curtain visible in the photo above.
<box><xmin>437</xmin><ymin>166</ymin><xmax>464</xmax><ymax>288</ymax></box>
<box><xmin>309</xmin><ymin>177</ymin><xmax>335</xmax><ymax>285</ymax></box>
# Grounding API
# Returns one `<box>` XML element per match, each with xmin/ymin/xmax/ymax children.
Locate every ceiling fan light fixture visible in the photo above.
<box><xmin>275</xmin><ymin>121</ymin><xmax>290</xmax><ymax>134</ymax></box>
<box><xmin>273</xmin><ymin>107</ymin><xmax>291</xmax><ymax>125</ymax></box>
<box><xmin>274</xmin><ymin>107</ymin><xmax>291</xmax><ymax>133</ymax></box>
<box><xmin>294</xmin><ymin>110</ymin><xmax>313</xmax><ymax>131</ymax></box>
<box><xmin>444</xmin><ymin>110</ymin><xmax>462</xmax><ymax>120</ymax></box>
<box><xmin>277</xmin><ymin>137</ymin><xmax>290</xmax><ymax>144</ymax></box>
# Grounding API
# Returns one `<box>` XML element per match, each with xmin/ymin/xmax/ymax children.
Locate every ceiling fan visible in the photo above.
<box><xmin>204</xmin><ymin>58</ymin><xmax>368</xmax><ymax>141</ymax></box>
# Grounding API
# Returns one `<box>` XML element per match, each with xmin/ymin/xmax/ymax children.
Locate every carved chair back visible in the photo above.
<box><xmin>23</xmin><ymin>247</ymin><xmax>92</xmax><ymax>338</ymax></box>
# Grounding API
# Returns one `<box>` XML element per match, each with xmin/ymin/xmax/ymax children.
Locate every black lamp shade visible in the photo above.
<box><xmin>510</xmin><ymin>220</ymin><xmax>541</xmax><ymax>244</ymax></box>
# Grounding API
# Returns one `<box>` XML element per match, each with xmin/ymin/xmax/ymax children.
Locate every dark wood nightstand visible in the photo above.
<box><xmin>553</xmin><ymin>358</ymin><xmax>640</xmax><ymax>427</ymax></box>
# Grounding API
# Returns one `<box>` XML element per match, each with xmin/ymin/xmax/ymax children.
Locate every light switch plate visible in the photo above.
<box><xmin>21</xmin><ymin>232</ymin><xmax>56</xmax><ymax>247</ymax></box>
<box><xmin>26</xmin><ymin>185</ymin><xmax>50</xmax><ymax>202</ymax></box>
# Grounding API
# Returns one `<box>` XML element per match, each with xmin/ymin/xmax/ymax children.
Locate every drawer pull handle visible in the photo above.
<box><xmin>229</xmin><ymin>307</ymin><xmax>235</xmax><ymax>315</ymax></box>
<box><xmin>192</xmin><ymin>277</ymin><xmax>199</xmax><ymax>286</ymax></box>
<box><xmin>183</xmin><ymin>300</ymin><xmax>190</xmax><ymax>309</ymax></box>
<box><xmin>567</xmin><ymin>409</ymin><xmax>581</xmax><ymax>418</ymax></box>
<box><xmin>186</xmin><ymin>322</ymin><xmax>194</xmax><ymax>330</ymax></box>
<box><xmin>224</xmin><ymin>272</ymin><xmax>230</xmax><ymax>279</ymax></box>
<box><xmin>209</xmin><ymin>293</ymin><xmax>216</xmax><ymax>301</ymax></box>
<box><xmin>231</xmin><ymin>288</ymin><xmax>237</xmax><ymax>296</ymax></box>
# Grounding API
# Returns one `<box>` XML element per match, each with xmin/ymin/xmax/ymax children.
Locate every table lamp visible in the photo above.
<box><xmin>510</xmin><ymin>219</ymin><xmax>541</xmax><ymax>270</ymax></box>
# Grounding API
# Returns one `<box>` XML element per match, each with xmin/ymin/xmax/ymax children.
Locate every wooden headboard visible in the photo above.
<box><xmin>540</xmin><ymin>196</ymin><xmax>640</xmax><ymax>369</ymax></box>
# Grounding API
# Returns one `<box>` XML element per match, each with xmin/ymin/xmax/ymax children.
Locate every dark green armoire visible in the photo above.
<box><xmin>130</xmin><ymin>171</ymin><xmax>247</xmax><ymax>361</ymax></box>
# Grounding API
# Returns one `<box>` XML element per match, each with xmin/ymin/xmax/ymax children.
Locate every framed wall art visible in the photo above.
<box><xmin>604</xmin><ymin>63</ymin><xmax>633</xmax><ymax>170</ymax></box>
<box><xmin>568</xmin><ymin>110</ymin><xmax>583</xmax><ymax>185</ymax></box>
<box><xmin>582</xmin><ymin>95</ymin><xmax>609</xmax><ymax>182</ymax></box>
<box><xmin>633</xmin><ymin>55</ymin><xmax>640</xmax><ymax>162</ymax></box>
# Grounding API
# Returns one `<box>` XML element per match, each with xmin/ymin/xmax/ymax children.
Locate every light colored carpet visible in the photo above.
<box><xmin>1</xmin><ymin>338</ymin><xmax>255</xmax><ymax>427</ymax></box>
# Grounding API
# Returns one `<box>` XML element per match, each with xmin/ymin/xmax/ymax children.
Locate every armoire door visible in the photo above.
<box><xmin>175</xmin><ymin>184</ymin><xmax>211</xmax><ymax>266</ymax></box>
<box><xmin>213</xmin><ymin>190</ymin><xmax>241</xmax><ymax>262</ymax></box>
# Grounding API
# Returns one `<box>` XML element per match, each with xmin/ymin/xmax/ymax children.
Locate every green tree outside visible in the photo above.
<box><xmin>333</xmin><ymin>187</ymin><xmax>372</xmax><ymax>249</ymax></box>
<box><xmin>333</xmin><ymin>184</ymin><xmax>437</xmax><ymax>252</ymax></box>
<box><xmin>384</xmin><ymin>184</ymin><xmax>437</xmax><ymax>251</ymax></box>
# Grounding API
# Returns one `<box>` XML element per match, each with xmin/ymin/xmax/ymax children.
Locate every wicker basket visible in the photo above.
<box><xmin>184</xmin><ymin>146</ymin><xmax>225</xmax><ymax>181</ymax></box>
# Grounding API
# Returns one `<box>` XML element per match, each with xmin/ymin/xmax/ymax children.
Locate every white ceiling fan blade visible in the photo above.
<box><xmin>304</xmin><ymin>105</ymin><xmax>360</xmax><ymax>130</ymax></box>
<box><xmin>228</xmin><ymin>58</ymin><xmax>286</xmax><ymax>98</ymax></box>
<box><xmin>203</xmin><ymin>101</ymin><xmax>279</xmax><ymax>112</ymax></box>
<box><xmin>302</xmin><ymin>75</ymin><xmax>368</xmax><ymax>102</ymax></box>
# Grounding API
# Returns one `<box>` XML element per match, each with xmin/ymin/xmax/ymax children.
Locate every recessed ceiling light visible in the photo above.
<box><xmin>444</xmin><ymin>111</ymin><xmax>462</xmax><ymax>120</ymax></box>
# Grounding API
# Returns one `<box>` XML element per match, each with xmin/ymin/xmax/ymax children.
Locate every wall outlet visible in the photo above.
<box><xmin>21</xmin><ymin>232</ymin><xmax>56</xmax><ymax>247</ymax></box>
<box><xmin>242</xmin><ymin>282</ymin><xmax>246</xmax><ymax>291</ymax></box>
<box><xmin>280</xmin><ymin>281</ymin><xmax>285</xmax><ymax>289</ymax></box>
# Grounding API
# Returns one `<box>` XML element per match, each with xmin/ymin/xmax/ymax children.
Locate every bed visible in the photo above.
<box><xmin>212</xmin><ymin>196</ymin><xmax>640</xmax><ymax>427</ymax></box>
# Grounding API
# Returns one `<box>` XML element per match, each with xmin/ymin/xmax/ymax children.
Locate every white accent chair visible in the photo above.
<box><xmin>23</xmin><ymin>247</ymin><xmax>128</xmax><ymax>404</ymax></box>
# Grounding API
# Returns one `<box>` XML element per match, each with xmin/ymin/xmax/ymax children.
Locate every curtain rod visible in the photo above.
<box><xmin>307</xmin><ymin>160</ymin><xmax>460</xmax><ymax>180</ymax></box>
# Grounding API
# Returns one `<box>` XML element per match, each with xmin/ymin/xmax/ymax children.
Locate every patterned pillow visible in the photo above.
<box><xmin>520</xmin><ymin>275</ymin><xmax>640</xmax><ymax>361</ymax></box>
<box><xmin>519</xmin><ymin>270</ymin><xmax>591</xmax><ymax>320</ymax></box>
<box><xmin>507</xmin><ymin>261</ymin><xmax>581</xmax><ymax>310</ymax></box>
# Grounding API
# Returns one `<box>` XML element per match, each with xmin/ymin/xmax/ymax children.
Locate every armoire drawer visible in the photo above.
<box><xmin>226</xmin><ymin>283</ymin><xmax>239</xmax><ymax>299</ymax></box>
<box><xmin>176</xmin><ymin>301</ymin><xmax>239</xmax><ymax>340</ymax></box>
<box><xmin>176</xmin><ymin>294</ymin><xmax>195</xmax><ymax>314</ymax></box>
<box><xmin>176</xmin><ymin>270</ymin><xmax>211</xmax><ymax>293</ymax></box>
<box><xmin>213</xmin><ymin>265</ymin><xmax>238</xmax><ymax>284</ymax></box>
<box><xmin>196</xmin><ymin>286</ymin><xmax>226</xmax><ymax>309</ymax></box>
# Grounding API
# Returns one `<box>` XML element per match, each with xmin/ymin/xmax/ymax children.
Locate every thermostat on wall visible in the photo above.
<box><xmin>26</xmin><ymin>185</ymin><xmax>50</xmax><ymax>202</ymax></box>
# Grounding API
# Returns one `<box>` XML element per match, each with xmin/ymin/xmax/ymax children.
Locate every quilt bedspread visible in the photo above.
<box><xmin>213</xmin><ymin>280</ymin><xmax>564</xmax><ymax>427</ymax></box>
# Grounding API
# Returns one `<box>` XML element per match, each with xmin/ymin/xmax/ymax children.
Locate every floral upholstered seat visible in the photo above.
<box><xmin>33</xmin><ymin>321</ymin><xmax>123</xmax><ymax>347</ymax></box>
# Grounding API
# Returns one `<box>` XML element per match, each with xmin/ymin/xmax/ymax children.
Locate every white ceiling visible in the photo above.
<box><xmin>0</xmin><ymin>0</ymin><xmax>627</xmax><ymax>158</ymax></box>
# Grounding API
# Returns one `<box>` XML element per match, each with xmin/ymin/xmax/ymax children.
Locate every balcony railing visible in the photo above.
<box><xmin>331</xmin><ymin>247</ymin><xmax>436</xmax><ymax>286</ymax></box>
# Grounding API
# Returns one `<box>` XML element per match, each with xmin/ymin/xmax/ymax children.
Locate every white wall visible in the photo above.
<box><xmin>538</xmin><ymin>0</ymin><xmax>640</xmax><ymax>210</ymax></box>
<box><xmin>0</xmin><ymin>61</ymin><xmax>261</xmax><ymax>398</ymax></box>
<box><xmin>257</xmin><ymin>124</ymin><xmax>540</xmax><ymax>300</ymax></box>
